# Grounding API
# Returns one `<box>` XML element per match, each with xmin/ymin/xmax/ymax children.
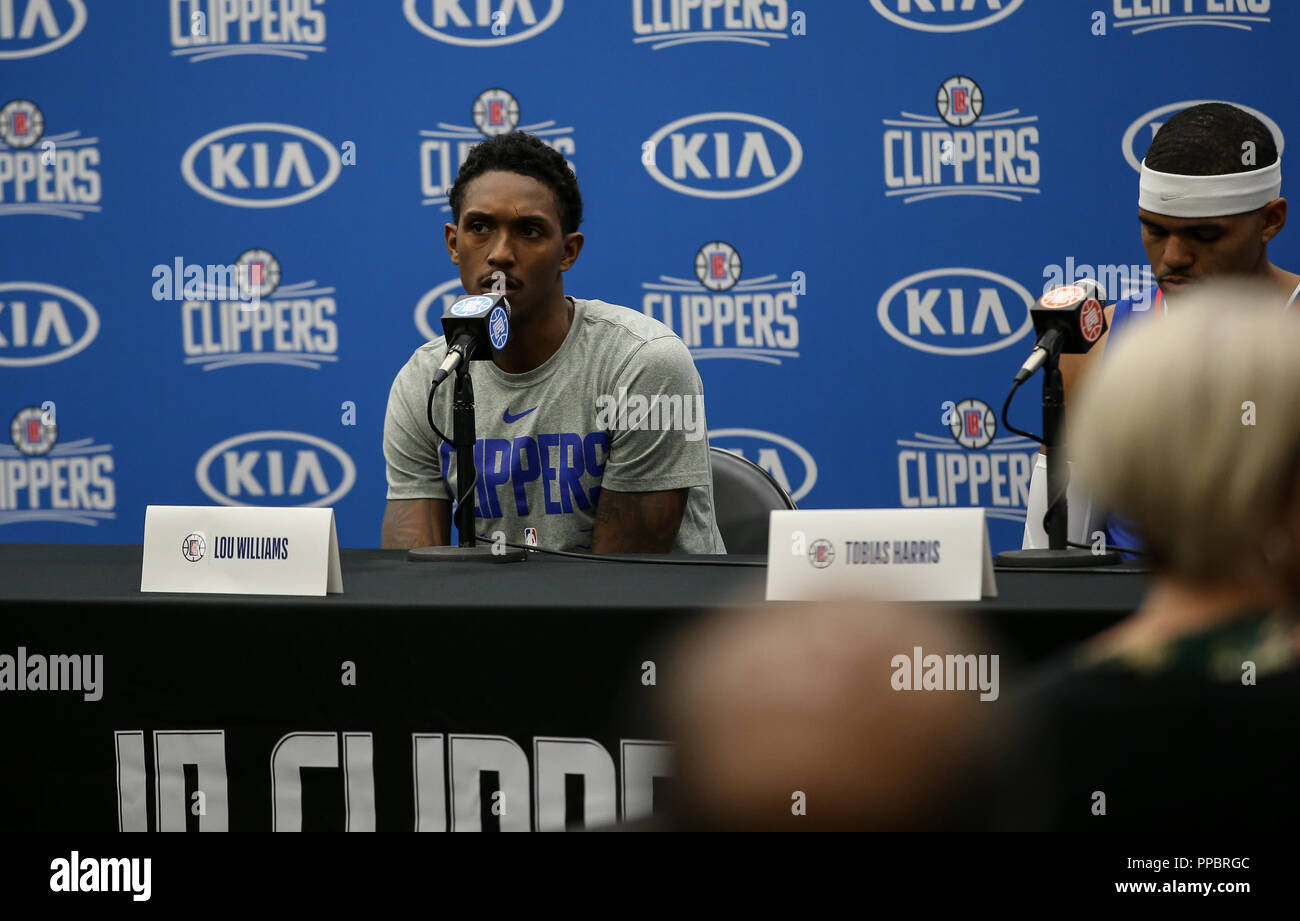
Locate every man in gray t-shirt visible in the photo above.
<box><xmin>381</xmin><ymin>132</ymin><xmax>724</xmax><ymax>554</ymax></box>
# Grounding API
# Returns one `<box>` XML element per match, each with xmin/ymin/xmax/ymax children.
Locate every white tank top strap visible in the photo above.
<box><xmin>1286</xmin><ymin>278</ymin><xmax>1300</xmax><ymax>311</ymax></box>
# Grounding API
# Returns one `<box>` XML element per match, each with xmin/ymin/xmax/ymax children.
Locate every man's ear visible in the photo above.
<box><xmin>560</xmin><ymin>231</ymin><xmax>584</xmax><ymax>271</ymax></box>
<box><xmin>445</xmin><ymin>222</ymin><xmax>459</xmax><ymax>265</ymax></box>
<box><xmin>1260</xmin><ymin>197</ymin><xmax>1287</xmax><ymax>245</ymax></box>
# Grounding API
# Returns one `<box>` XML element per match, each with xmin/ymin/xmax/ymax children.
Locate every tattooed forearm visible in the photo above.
<box><xmin>592</xmin><ymin>488</ymin><xmax>687</xmax><ymax>553</ymax></box>
<box><xmin>381</xmin><ymin>499</ymin><xmax>450</xmax><ymax>549</ymax></box>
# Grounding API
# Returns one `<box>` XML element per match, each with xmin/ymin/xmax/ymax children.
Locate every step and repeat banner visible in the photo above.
<box><xmin>2</xmin><ymin>1</ymin><xmax>1295</xmax><ymax>553</ymax></box>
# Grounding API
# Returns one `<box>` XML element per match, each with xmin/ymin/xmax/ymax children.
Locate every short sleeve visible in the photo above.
<box><xmin>382</xmin><ymin>358</ymin><xmax>451</xmax><ymax>501</ymax></box>
<box><xmin>599</xmin><ymin>335</ymin><xmax>713</xmax><ymax>493</ymax></box>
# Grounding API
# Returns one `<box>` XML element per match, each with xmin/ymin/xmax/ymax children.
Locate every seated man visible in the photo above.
<box><xmin>1027</xmin><ymin>102</ymin><xmax>1299</xmax><ymax>553</ymax></box>
<box><xmin>382</xmin><ymin>132</ymin><xmax>725</xmax><ymax>554</ymax></box>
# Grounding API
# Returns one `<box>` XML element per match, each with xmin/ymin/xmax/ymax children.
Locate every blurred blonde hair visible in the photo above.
<box><xmin>1068</xmin><ymin>278</ymin><xmax>1300</xmax><ymax>586</ymax></box>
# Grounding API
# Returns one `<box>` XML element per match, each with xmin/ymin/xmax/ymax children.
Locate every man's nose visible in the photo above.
<box><xmin>1162</xmin><ymin>235</ymin><xmax>1195</xmax><ymax>270</ymax></box>
<box><xmin>487</xmin><ymin>231</ymin><xmax>515</xmax><ymax>267</ymax></box>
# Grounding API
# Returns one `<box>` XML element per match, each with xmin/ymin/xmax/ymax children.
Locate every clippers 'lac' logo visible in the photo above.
<box><xmin>808</xmin><ymin>538</ymin><xmax>834</xmax><ymax>568</ymax></box>
<box><xmin>1111</xmin><ymin>1</ymin><xmax>1270</xmax><ymax>35</ymax></box>
<box><xmin>884</xmin><ymin>76</ymin><xmax>1040</xmax><ymax>203</ymax></box>
<box><xmin>1</xmin><ymin>406</ymin><xmax>115</xmax><ymax>526</ymax></box>
<box><xmin>1122</xmin><ymin>99</ymin><xmax>1284</xmax><ymax>172</ymax></box>
<box><xmin>709</xmin><ymin>428</ymin><xmax>816</xmax><ymax>502</ymax></box>
<box><xmin>181</xmin><ymin>532</ymin><xmax>206</xmax><ymax>562</ymax></box>
<box><xmin>640</xmin><ymin>241</ymin><xmax>799</xmax><ymax>364</ymax></box>
<box><xmin>159</xmin><ymin>250</ymin><xmax>339</xmax><ymax>371</ymax></box>
<box><xmin>403</xmin><ymin>0</ymin><xmax>563</xmax><ymax>46</ymax></box>
<box><xmin>419</xmin><ymin>89</ymin><xmax>575</xmax><ymax>211</ymax></box>
<box><xmin>0</xmin><ymin>0</ymin><xmax>86</xmax><ymax>59</ymax></box>
<box><xmin>897</xmin><ymin>398</ymin><xmax>1036</xmax><ymax>523</ymax></box>
<box><xmin>181</xmin><ymin>122</ymin><xmax>341</xmax><ymax>208</ymax></box>
<box><xmin>644</xmin><ymin>112</ymin><xmax>802</xmax><ymax>199</ymax></box>
<box><xmin>877</xmin><ymin>268</ymin><xmax>1034</xmax><ymax>356</ymax></box>
<box><xmin>0</xmin><ymin>281</ymin><xmax>99</xmax><ymax>366</ymax></box>
<box><xmin>632</xmin><ymin>0</ymin><xmax>794</xmax><ymax>49</ymax></box>
<box><xmin>169</xmin><ymin>0</ymin><xmax>327</xmax><ymax>61</ymax></box>
<box><xmin>0</xmin><ymin>99</ymin><xmax>101</xmax><ymax>218</ymax></box>
<box><xmin>195</xmin><ymin>431</ymin><xmax>356</xmax><ymax>507</ymax></box>
<box><xmin>869</xmin><ymin>0</ymin><xmax>1024</xmax><ymax>32</ymax></box>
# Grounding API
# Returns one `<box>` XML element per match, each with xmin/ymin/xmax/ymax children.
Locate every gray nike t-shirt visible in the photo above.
<box><xmin>383</xmin><ymin>296</ymin><xmax>726</xmax><ymax>553</ymax></box>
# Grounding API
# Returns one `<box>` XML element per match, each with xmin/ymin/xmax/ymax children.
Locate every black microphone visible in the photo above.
<box><xmin>1014</xmin><ymin>279</ymin><xmax>1109</xmax><ymax>383</ymax></box>
<box><xmin>431</xmin><ymin>292</ymin><xmax>512</xmax><ymax>386</ymax></box>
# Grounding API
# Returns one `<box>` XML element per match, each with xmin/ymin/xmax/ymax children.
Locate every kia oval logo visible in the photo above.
<box><xmin>0</xmin><ymin>281</ymin><xmax>99</xmax><ymax>366</ymax></box>
<box><xmin>0</xmin><ymin>0</ymin><xmax>86</xmax><ymax>59</ymax></box>
<box><xmin>868</xmin><ymin>0</ymin><xmax>1024</xmax><ymax>33</ymax></box>
<box><xmin>181</xmin><ymin>122</ymin><xmax>342</xmax><ymax>208</ymax></box>
<box><xmin>195</xmin><ymin>431</ymin><xmax>356</xmax><ymax>507</ymax></box>
<box><xmin>877</xmin><ymin>268</ymin><xmax>1034</xmax><ymax>356</ymax></box>
<box><xmin>709</xmin><ymin>428</ymin><xmax>817</xmax><ymax>502</ymax></box>
<box><xmin>402</xmin><ymin>0</ymin><xmax>564</xmax><ymax>47</ymax></box>
<box><xmin>644</xmin><ymin>112</ymin><xmax>803</xmax><ymax>200</ymax></box>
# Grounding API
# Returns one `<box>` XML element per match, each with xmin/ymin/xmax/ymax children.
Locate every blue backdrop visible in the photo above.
<box><xmin>2</xmin><ymin>0</ymin><xmax>1294</xmax><ymax>551</ymax></box>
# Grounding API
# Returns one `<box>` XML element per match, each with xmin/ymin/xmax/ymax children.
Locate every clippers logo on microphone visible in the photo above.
<box><xmin>419</xmin><ymin>90</ymin><xmax>575</xmax><ymax>212</ymax></box>
<box><xmin>883</xmin><ymin>77</ymin><xmax>1040</xmax><ymax>204</ymax></box>
<box><xmin>1039</xmin><ymin>285</ymin><xmax>1086</xmax><ymax>309</ymax></box>
<box><xmin>488</xmin><ymin>305</ymin><xmax>509</xmax><ymax>350</ymax></box>
<box><xmin>1080</xmin><ymin>299</ymin><xmax>1104</xmax><ymax>343</ymax></box>
<box><xmin>450</xmin><ymin>295</ymin><xmax>494</xmax><ymax>316</ymax></box>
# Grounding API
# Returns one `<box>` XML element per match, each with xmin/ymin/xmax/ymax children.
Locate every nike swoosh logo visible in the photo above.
<box><xmin>503</xmin><ymin>406</ymin><xmax>537</xmax><ymax>423</ymax></box>
<box><xmin>1159</xmin><ymin>193</ymin><xmax>1185</xmax><ymax>201</ymax></box>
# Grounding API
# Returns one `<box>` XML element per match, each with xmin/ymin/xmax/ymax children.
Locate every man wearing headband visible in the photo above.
<box><xmin>1031</xmin><ymin>103</ymin><xmax>1300</xmax><ymax>555</ymax></box>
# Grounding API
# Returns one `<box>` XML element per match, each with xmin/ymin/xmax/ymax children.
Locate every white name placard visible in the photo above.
<box><xmin>141</xmin><ymin>506</ymin><xmax>343</xmax><ymax>596</ymax></box>
<box><xmin>766</xmin><ymin>508</ymin><xmax>996</xmax><ymax>602</ymax></box>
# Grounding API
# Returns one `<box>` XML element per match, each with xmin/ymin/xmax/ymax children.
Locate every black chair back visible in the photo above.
<box><xmin>708</xmin><ymin>446</ymin><xmax>797</xmax><ymax>554</ymax></box>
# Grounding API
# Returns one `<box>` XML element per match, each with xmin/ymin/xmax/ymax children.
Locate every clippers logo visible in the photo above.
<box><xmin>0</xmin><ymin>281</ymin><xmax>99</xmax><ymax>366</ymax></box>
<box><xmin>451</xmin><ymin>295</ymin><xmax>494</xmax><ymax>316</ymax></box>
<box><xmin>632</xmin><ymin>0</ymin><xmax>790</xmax><ymax>49</ymax></box>
<box><xmin>1040</xmin><ymin>285</ymin><xmax>1086</xmax><ymax>308</ymax></box>
<box><xmin>1</xmin><ymin>406</ymin><xmax>115</xmax><ymax>526</ymax></box>
<box><xmin>709</xmin><ymin>428</ymin><xmax>816</xmax><ymax>502</ymax></box>
<box><xmin>171</xmin><ymin>251</ymin><xmax>339</xmax><ymax>371</ymax></box>
<box><xmin>1080</xmin><ymin>299</ymin><xmax>1104</xmax><ymax>343</ymax></box>
<box><xmin>947</xmin><ymin>398</ymin><xmax>996</xmax><ymax>450</ymax></box>
<box><xmin>195</xmin><ymin>431</ymin><xmax>356</xmax><ymax>508</ymax></box>
<box><xmin>181</xmin><ymin>532</ymin><xmax>206</xmax><ymax>562</ymax></box>
<box><xmin>869</xmin><ymin>0</ymin><xmax>1024</xmax><ymax>32</ymax></box>
<box><xmin>403</xmin><ymin>0</ymin><xmax>564</xmax><ymax>46</ymax></box>
<box><xmin>420</xmin><ymin>90</ymin><xmax>575</xmax><ymax>212</ymax></box>
<box><xmin>1123</xmin><ymin>100</ymin><xmax>1284</xmax><ymax>172</ymax></box>
<box><xmin>877</xmin><ymin>268</ymin><xmax>1034</xmax><ymax>356</ymax></box>
<box><xmin>0</xmin><ymin>0</ymin><xmax>86</xmax><ymax>59</ymax></box>
<box><xmin>0</xmin><ymin>100</ymin><xmax>101</xmax><ymax>219</ymax></box>
<box><xmin>644</xmin><ymin>112</ymin><xmax>802</xmax><ymax>199</ymax></box>
<box><xmin>169</xmin><ymin>0</ymin><xmax>326</xmax><ymax>61</ymax></box>
<box><xmin>488</xmin><ymin>306</ymin><xmax>509</xmax><ymax>350</ymax></box>
<box><xmin>808</xmin><ymin>538</ymin><xmax>834</xmax><ymax>569</ymax></box>
<box><xmin>1112</xmin><ymin>1</ymin><xmax>1269</xmax><ymax>35</ymax></box>
<box><xmin>181</xmin><ymin>122</ymin><xmax>341</xmax><ymax>208</ymax></box>
<box><xmin>898</xmin><ymin>400</ymin><xmax>1037</xmax><ymax>523</ymax></box>
<box><xmin>641</xmin><ymin>242</ymin><xmax>799</xmax><ymax>364</ymax></box>
<box><xmin>884</xmin><ymin>77</ymin><xmax>1039</xmax><ymax>203</ymax></box>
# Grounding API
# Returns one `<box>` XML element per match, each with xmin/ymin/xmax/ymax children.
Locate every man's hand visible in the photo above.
<box><xmin>381</xmin><ymin>498</ymin><xmax>451</xmax><ymax>549</ymax></box>
<box><xmin>591</xmin><ymin>487</ymin><xmax>688</xmax><ymax>553</ymax></box>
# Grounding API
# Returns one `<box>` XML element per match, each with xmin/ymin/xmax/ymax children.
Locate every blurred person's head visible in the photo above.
<box><xmin>660</xmin><ymin>600</ymin><xmax>1012</xmax><ymax>831</ymax></box>
<box><xmin>1069</xmin><ymin>279</ymin><xmax>1300</xmax><ymax>599</ymax></box>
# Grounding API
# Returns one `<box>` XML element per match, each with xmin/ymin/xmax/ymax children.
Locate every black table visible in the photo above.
<box><xmin>0</xmin><ymin>544</ymin><xmax>1149</xmax><ymax>831</ymax></box>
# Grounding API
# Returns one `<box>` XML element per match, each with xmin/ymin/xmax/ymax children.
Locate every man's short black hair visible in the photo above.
<box><xmin>448</xmin><ymin>131</ymin><xmax>583</xmax><ymax>234</ymax></box>
<box><xmin>1145</xmin><ymin>102</ymin><xmax>1279</xmax><ymax>176</ymax></box>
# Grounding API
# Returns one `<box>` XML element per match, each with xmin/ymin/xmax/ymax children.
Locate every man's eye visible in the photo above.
<box><xmin>1195</xmin><ymin>231</ymin><xmax>1223</xmax><ymax>243</ymax></box>
<box><xmin>470</xmin><ymin>222</ymin><xmax>488</xmax><ymax>233</ymax></box>
<box><xmin>520</xmin><ymin>226</ymin><xmax>540</xmax><ymax>237</ymax></box>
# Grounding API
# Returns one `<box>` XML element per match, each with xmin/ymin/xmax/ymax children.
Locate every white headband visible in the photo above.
<box><xmin>1139</xmin><ymin>158</ymin><xmax>1281</xmax><ymax>218</ymax></box>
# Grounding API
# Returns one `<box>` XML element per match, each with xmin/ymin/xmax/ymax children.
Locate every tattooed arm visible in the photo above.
<box><xmin>591</xmin><ymin>487</ymin><xmax>688</xmax><ymax>553</ymax></box>
<box><xmin>381</xmin><ymin>498</ymin><xmax>451</xmax><ymax>549</ymax></box>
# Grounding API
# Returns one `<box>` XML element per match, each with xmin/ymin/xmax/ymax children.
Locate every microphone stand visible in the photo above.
<box><xmin>409</xmin><ymin>346</ymin><xmax>525</xmax><ymax>564</ymax></box>
<box><xmin>996</xmin><ymin>348</ymin><xmax>1121</xmax><ymax>568</ymax></box>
